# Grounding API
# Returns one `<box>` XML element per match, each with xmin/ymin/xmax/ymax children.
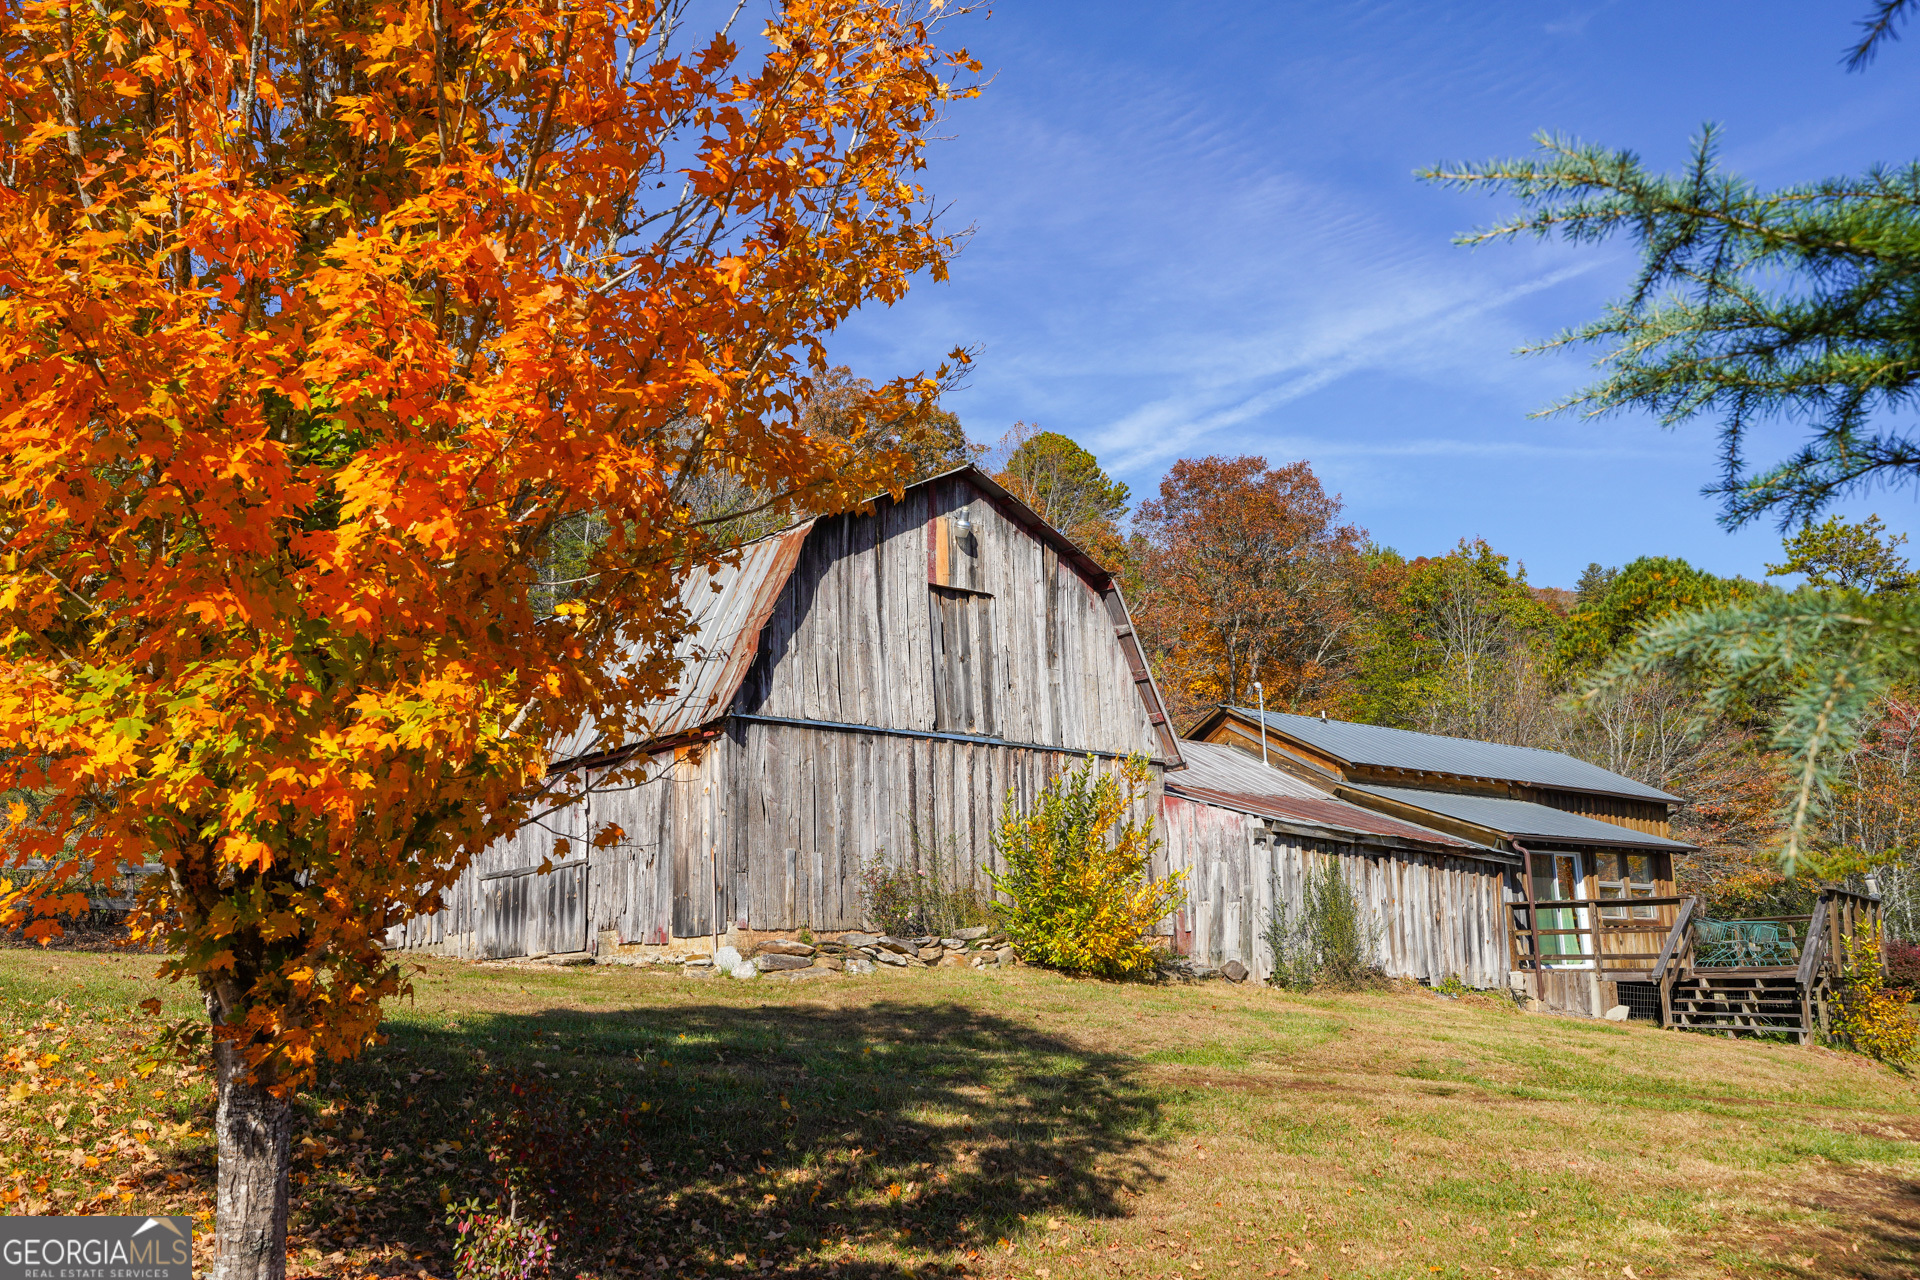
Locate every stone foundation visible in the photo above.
<box><xmin>479</xmin><ymin>926</ymin><xmax>1018</xmax><ymax>980</ymax></box>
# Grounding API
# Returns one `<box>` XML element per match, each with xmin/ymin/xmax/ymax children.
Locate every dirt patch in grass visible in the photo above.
<box><xmin>5</xmin><ymin>952</ymin><xmax>1920</xmax><ymax>1278</ymax></box>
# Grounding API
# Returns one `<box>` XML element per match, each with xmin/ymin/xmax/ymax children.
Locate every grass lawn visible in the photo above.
<box><xmin>2</xmin><ymin>949</ymin><xmax>1919</xmax><ymax>1279</ymax></box>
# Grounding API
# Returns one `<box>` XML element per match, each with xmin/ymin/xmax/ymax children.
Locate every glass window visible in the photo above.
<box><xmin>1625</xmin><ymin>854</ymin><xmax>1657</xmax><ymax>918</ymax></box>
<box><xmin>1597</xmin><ymin>853</ymin><xmax>1627</xmax><ymax>919</ymax></box>
<box><xmin>1599</xmin><ymin>853</ymin><xmax>1659</xmax><ymax>919</ymax></box>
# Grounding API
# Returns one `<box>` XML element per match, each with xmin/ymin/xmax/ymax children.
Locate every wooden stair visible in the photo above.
<box><xmin>1664</xmin><ymin>970</ymin><xmax>1817</xmax><ymax>1043</ymax></box>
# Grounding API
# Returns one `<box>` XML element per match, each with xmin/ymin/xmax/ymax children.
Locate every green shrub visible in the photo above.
<box><xmin>990</xmin><ymin>754</ymin><xmax>1185</xmax><ymax>979</ymax></box>
<box><xmin>1265</xmin><ymin>863</ymin><xmax>1383</xmax><ymax>991</ymax></box>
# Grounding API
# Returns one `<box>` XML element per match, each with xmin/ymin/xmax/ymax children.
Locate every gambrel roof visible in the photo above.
<box><xmin>553</xmin><ymin>467</ymin><xmax>1180</xmax><ymax>766</ymax></box>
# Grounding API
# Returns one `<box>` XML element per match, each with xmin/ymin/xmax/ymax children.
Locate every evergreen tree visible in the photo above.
<box><xmin>1421</xmin><ymin>128</ymin><xmax>1920</xmax><ymax>528</ymax></box>
<box><xmin>1574</xmin><ymin>562</ymin><xmax>1617</xmax><ymax>606</ymax></box>
<box><xmin>1768</xmin><ymin>514</ymin><xmax>1913</xmax><ymax>592</ymax></box>
<box><xmin>1419</xmin><ymin>4</ymin><xmax>1920</xmax><ymax>870</ymax></box>
<box><xmin>991</xmin><ymin>424</ymin><xmax>1134</xmax><ymax>577</ymax></box>
<box><xmin>996</xmin><ymin>427</ymin><xmax>1130</xmax><ymax>536</ymax></box>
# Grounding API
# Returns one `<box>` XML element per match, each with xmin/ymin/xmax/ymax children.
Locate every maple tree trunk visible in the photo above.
<box><xmin>210</xmin><ymin>1001</ymin><xmax>292</xmax><ymax>1280</ymax></box>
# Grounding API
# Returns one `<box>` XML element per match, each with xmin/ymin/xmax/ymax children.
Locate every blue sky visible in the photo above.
<box><xmin>824</xmin><ymin>1</ymin><xmax>1920</xmax><ymax>589</ymax></box>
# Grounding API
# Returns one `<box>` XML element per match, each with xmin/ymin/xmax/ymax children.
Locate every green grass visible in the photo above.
<box><xmin>4</xmin><ymin>948</ymin><xmax>1920</xmax><ymax>1279</ymax></box>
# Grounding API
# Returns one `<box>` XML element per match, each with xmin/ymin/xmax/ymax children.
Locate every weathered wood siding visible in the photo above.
<box><xmin>735</xmin><ymin>476</ymin><xmax>1164</xmax><ymax>755</ymax></box>
<box><xmin>712</xmin><ymin>720</ymin><xmax>1157</xmax><ymax>934</ymax></box>
<box><xmin>391</xmin><ymin>767</ymin><xmax>592</xmax><ymax>955</ymax></box>
<box><xmin>1521</xmin><ymin>787</ymin><xmax>1671</xmax><ymax>839</ymax></box>
<box><xmin>1159</xmin><ymin>794</ymin><xmax>1508</xmax><ymax>988</ymax></box>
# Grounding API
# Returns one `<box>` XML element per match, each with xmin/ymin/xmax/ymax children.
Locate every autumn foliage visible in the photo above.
<box><xmin>0</xmin><ymin>0</ymin><xmax>973</xmax><ymax>1271</ymax></box>
<box><xmin>1831</xmin><ymin>921</ymin><xmax>1919</xmax><ymax>1063</ymax></box>
<box><xmin>1133</xmin><ymin>456</ymin><xmax>1368</xmax><ymax>727</ymax></box>
<box><xmin>990</xmin><ymin>755</ymin><xmax>1183</xmax><ymax>980</ymax></box>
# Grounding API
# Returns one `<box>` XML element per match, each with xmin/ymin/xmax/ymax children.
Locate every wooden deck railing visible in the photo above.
<box><xmin>1820</xmin><ymin>888</ymin><xmax>1885</xmax><ymax>976</ymax></box>
<box><xmin>1508</xmin><ymin>895</ymin><xmax>1690</xmax><ymax>981</ymax></box>
<box><xmin>1689</xmin><ymin>913</ymin><xmax>1813</xmax><ymax>969</ymax></box>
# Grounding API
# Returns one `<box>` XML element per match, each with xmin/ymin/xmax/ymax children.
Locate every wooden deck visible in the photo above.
<box><xmin>1510</xmin><ymin>887</ymin><xmax>1884</xmax><ymax>1042</ymax></box>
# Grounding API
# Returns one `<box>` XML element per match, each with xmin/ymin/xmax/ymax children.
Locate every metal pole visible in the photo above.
<box><xmin>1254</xmin><ymin>682</ymin><xmax>1268</xmax><ymax>768</ymax></box>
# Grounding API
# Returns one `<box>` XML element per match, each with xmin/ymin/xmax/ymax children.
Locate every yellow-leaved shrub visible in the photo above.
<box><xmin>990</xmin><ymin>754</ymin><xmax>1185</xmax><ymax>979</ymax></box>
<box><xmin>1832</xmin><ymin>921</ymin><xmax>1919</xmax><ymax>1064</ymax></box>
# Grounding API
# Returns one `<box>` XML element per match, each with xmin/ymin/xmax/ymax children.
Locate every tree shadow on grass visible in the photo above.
<box><xmin>290</xmin><ymin>995</ymin><xmax>1170</xmax><ymax>1278</ymax></box>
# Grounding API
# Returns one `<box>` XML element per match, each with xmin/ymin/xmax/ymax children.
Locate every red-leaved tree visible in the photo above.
<box><xmin>1133</xmin><ymin>456</ymin><xmax>1368</xmax><ymax>727</ymax></box>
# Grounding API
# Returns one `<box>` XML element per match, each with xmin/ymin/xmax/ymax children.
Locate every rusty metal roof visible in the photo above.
<box><xmin>1167</xmin><ymin>741</ymin><xmax>1501</xmax><ymax>856</ymax></box>
<box><xmin>550</xmin><ymin>522</ymin><xmax>813</xmax><ymax>762</ymax></box>
<box><xmin>1168</xmin><ymin>738</ymin><xmax>1329</xmax><ymax>798</ymax></box>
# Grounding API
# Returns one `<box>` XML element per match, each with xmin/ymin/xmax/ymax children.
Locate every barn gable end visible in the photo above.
<box><xmin>733</xmin><ymin>473</ymin><xmax>1170</xmax><ymax>760</ymax></box>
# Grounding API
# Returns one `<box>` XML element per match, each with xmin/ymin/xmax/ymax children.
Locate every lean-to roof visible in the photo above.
<box><xmin>1347</xmin><ymin>784</ymin><xmax>1694</xmax><ymax>850</ymax></box>
<box><xmin>1167</xmin><ymin>741</ymin><xmax>1507</xmax><ymax>860</ymax></box>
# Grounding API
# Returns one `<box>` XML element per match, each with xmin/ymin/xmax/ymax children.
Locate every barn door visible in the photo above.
<box><xmin>930</xmin><ymin>586</ymin><xmax>998</xmax><ymax>734</ymax></box>
<box><xmin>479</xmin><ymin>870</ymin><xmax>530</xmax><ymax>959</ymax></box>
<box><xmin>537</xmin><ymin>861</ymin><xmax>588</xmax><ymax>955</ymax></box>
<box><xmin>670</xmin><ymin>748</ymin><xmax>719</xmax><ymax>939</ymax></box>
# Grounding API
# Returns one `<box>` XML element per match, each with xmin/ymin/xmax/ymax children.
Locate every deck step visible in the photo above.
<box><xmin>1666</xmin><ymin>970</ymin><xmax>1815</xmax><ymax>1040</ymax></box>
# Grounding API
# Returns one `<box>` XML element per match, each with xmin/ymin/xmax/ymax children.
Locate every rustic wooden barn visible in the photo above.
<box><xmin>1187</xmin><ymin>707</ymin><xmax>1698</xmax><ymax>1014</ymax></box>
<box><xmin>1159</xmin><ymin>740</ymin><xmax>1514</xmax><ymax>986</ymax></box>
<box><xmin>399</xmin><ymin>466</ymin><xmax>1183</xmax><ymax>958</ymax></box>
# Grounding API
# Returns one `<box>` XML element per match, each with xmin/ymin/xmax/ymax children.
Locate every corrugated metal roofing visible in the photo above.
<box><xmin>1232</xmin><ymin>709</ymin><xmax>1680</xmax><ymax>803</ymax></box>
<box><xmin>1167</xmin><ymin>741</ymin><xmax>1498</xmax><ymax>854</ymax></box>
<box><xmin>1348</xmin><ymin>784</ymin><xmax>1693</xmax><ymax>849</ymax></box>
<box><xmin>1167</xmin><ymin>738</ymin><xmax>1329</xmax><ymax>799</ymax></box>
<box><xmin>550</xmin><ymin>523</ymin><xmax>813</xmax><ymax>762</ymax></box>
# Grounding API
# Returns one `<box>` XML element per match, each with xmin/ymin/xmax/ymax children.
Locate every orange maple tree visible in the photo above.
<box><xmin>1133</xmin><ymin>456</ymin><xmax>1368</xmax><ymax>728</ymax></box>
<box><xmin>0</xmin><ymin>0</ymin><xmax>974</xmax><ymax>1273</ymax></box>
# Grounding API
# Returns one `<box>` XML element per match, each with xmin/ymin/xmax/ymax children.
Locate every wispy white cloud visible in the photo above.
<box><xmin>1093</xmin><ymin>259</ymin><xmax>1610</xmax><ymax>473</ymax></box>
<box><xmin>827</xmin><ymin>0</ymin><xmax>1920</xmax><ymax>582</ymax></box>
<box><xmin>1247</xmin><ymin>434</ymin><xmax>1663</xmax><ymax>461</ymax></box>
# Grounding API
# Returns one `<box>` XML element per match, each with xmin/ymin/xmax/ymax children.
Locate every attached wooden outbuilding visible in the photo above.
<box><xmin>1159</xmin><ymin>740</ymin><xmax>1515</xmax><ymax>987</ymax></box>
<box><xmin>1186</xmin><ymin>707</ymin><xmax>1698</xmax><ymax>1015</ymax></box>
<box><xmin>400</xmin><ymin>466</ymin><xmax>1183</xmax><ymax>958</ymax></box>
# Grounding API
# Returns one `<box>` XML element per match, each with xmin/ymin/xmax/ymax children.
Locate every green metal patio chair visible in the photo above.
<box><xmin>1694</xmin><ymin>919</ymin><xmax>1798</xmax><ymax>967</ymax></box>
